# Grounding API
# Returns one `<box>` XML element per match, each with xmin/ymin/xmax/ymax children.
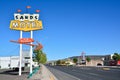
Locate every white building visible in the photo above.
<box><xmin>0</xmin><ymin>50</ymin><xmax>38</xmax><ymax>69</ymax></box>
<box><xmin>0</xmin><ymin>57</ymin><xmax>10</xmax><ymax>69</ymax></box>
<box><xmin>10</xmin><ymin>56</ymin><xmax>20</xmax><ymax>69</ymax></box>
<box><xmin>0</xmin><ymin>50</ymin><xmax>30</xmax><ymax>69</ymax></box>
<box><xmin>0</xmin><ymin>56</ymin><xmax>22</xmax><ymax>69</ymax></box>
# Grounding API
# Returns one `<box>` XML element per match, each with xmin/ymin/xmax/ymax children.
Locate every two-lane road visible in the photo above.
<box><xmin>47</xmin><ymin>66</ymin><xmax>120</xmax><ymax>80</ymax></box>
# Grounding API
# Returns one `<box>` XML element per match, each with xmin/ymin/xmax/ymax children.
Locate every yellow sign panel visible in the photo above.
<box><xmin>10</xmin><ymin>20</ymin><xmax>42</xmax><ymax>31</ymax></box>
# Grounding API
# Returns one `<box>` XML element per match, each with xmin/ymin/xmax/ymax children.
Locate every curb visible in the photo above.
<box><xmin>41</xmin><ymin>64</ymin><xmax>58</xmax><ymax>80</ymax></box>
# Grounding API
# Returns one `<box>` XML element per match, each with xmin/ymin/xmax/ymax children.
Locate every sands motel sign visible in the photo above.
<box><xmin>10</xmin><ymin>6</ymin><xmax>43</xmax><ymax>76</ymax></box>
<box><xmin>10</xmin><ymin>13</ymin><xmax>42</xmax><ymax>31</ymax></box>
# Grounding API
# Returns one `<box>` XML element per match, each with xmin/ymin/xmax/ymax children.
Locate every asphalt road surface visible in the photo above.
<box><xmin>47</xmin><ymin>66</ymin><xmax>80</xmax><ymax>80</ymax></box>
<box><xmin>47</xmin><ymin>66</ymin><xmax>120</xmax><ymax>80</ymax></box>
<box><xmin>0</xmin><ymin>68</ymin><xmax>30</xmax><ymax>80</ymax></box>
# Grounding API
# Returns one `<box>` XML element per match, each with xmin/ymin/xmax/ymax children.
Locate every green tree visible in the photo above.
<box><xmin>56</xmin><ymin>60</ymin><xmax>66</xmax><ymax>65</ymax></box>
<box><xmin>56</xmin><ymin>60</ymin><xmax>61</xmax><ymax>65</ymax></box>
<box><xmin>33</xmin><ymin>50</ymin><xmax>47</xmax><ymax>64</ymax></box>
<box><xmin>112</xmin><ymin>53</ymin><xmax>120</xmax><ymax>61</ymax></box>
<box><xmin>73</xmin><ymin>58</ymin><xmax>78</xmax><ymax>63</ymax></box>
<box><xmin>86</xmin><ymin>57</ymin><xmax>91</xmax><ymax>62</ymax></box>
<box><xmin>61</xmin><ymin>60</ymin><xmax>65</xmax><ymax>65</ymax></box>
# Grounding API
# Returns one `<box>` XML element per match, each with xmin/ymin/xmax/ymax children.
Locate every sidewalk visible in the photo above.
<box><xmin>29</xmin><ymin>64</ymin><xmax>58</xmax><ymax>80</ymax></box>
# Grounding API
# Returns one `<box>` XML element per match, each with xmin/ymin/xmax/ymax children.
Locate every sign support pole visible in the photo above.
<box><xmin>30</xmin><ymin>30</ymin><xmax>33</xmax><ymax>74</ymax></box>
<box><xmin>19</xmin><ymin>30</ymin><xmax>22</xmax><ymax>76</ymax></box>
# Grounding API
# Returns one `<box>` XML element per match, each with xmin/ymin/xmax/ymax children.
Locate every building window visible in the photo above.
<box><xmin>8</xmin><ymin>64</ymin><xmax>10</xmax><ymax>67</ymax></box>
<box><xmin>25</xmin><ymin>57</ymin><xmax>30</xmax><ymax>59</ymax></box>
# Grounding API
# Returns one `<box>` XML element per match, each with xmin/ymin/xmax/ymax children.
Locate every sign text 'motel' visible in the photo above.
<box><xmin>10</xmin><ymin>14</ymin><xmax>42</xmax><ymax>31</ymax></box>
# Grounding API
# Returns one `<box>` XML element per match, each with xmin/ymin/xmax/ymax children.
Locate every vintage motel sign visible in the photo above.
<box><xmin>10</xmin><ymin>14</ymin><xmax>42</xmax><ymax>31</ymax></box>
<box><xmin>10</xmin><ymin>7</ymin><xmax>43</xmax><ymax>76</ymax></box>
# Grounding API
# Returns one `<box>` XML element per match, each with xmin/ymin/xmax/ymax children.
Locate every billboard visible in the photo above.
<box><xmin>10</xmin><ymin>14</ymin><xmax>42</xmax><ymax>31</ymax></box>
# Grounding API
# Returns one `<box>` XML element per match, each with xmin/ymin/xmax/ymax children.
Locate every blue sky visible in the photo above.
<box><xmin>0</xmin><ymin>0</ymin><xmax>120</xmax><ymax>60</ymax></box>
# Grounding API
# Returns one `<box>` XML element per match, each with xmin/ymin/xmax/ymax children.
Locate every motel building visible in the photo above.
<box><xmin>0</xmin><ymin>50</ymin><xmax>38</xmax><ymax>69</ymax></box>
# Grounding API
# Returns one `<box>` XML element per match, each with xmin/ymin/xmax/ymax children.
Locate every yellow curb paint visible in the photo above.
<box><xmin>102</xmin><ymin>68</ymin><xmax>110</xmax><ymax>70</ymax></box>
<box><xmin>50</xmin><ymin>75</ymin><xmax>55</xmax><ymax>80</ymax></box>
